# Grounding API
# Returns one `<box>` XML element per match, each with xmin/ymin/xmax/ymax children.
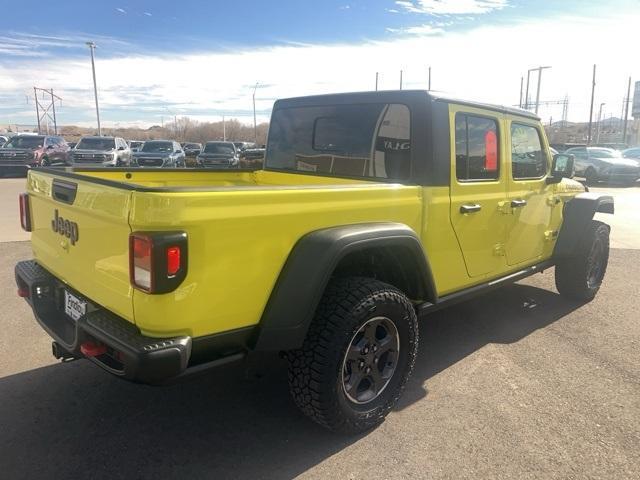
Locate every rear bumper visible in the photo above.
<box><xmin>15</xmin><ymin>260</ymin><xmax>192</xmax><ymax>384</ymax></box>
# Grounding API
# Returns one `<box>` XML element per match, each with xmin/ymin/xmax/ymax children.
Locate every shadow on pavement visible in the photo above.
<box><xmin>0</xmin><ymin>283</ymin><xmax>582</xmax><ymax>479</ymax></box>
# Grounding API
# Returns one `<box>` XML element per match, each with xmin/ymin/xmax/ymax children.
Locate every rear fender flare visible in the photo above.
<box><xmin>253</xmin><ymin>223</ymin><xmax>435</xmax><ymax>351</ymax></box>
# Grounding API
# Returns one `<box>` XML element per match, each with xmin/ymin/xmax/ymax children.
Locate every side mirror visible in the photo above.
<box><xmin>547</xmin><ymin>153</ymin><xmax>575</xmax><ymax>184</ymax></box>
<box><xmin>118</xmin><ymin>146</ymin><xmax>125</xmax><ymax>151</ymax></box>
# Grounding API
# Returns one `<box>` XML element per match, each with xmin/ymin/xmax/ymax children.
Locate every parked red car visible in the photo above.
<box><xmin>0</xmin><ymin>134</ymin><xmax>70</xmax><ymax>173</ymax></box>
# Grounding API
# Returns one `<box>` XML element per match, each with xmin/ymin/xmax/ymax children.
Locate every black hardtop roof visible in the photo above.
<box><xmin>273</xmin><ymin>90</ymin><xmax>539</xmax><ymax>121</ymax></box>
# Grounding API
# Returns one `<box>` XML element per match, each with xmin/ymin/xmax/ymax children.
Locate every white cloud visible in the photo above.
<box><xmin>116</xmin><ymin>8</ymin><xmax>126</xmax><ymax>14</ymax></box>
<box><xmin>143</xmin><ymin>12</ymin><xmax>152</xmax><ymax>17</ymax></box>
<box><xmin>396</xmin><ymin>0</ymin><xmax>508</xmax><ymax>15</ymax></box>
<box><xmin>387</xmin><ymin>24</ymin><xmax>444</xmax><ymax>35</ymax></box>
<box><xmin>0</xmin><ymin>12</ymin><xmax>638</xmax><ymax>126</ymax></box>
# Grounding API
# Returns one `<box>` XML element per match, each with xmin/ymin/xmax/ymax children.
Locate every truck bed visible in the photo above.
<box><xmin>26</xmin><ymin>167</ymin><xmax>423</xmax><ymax>339</ymax></box>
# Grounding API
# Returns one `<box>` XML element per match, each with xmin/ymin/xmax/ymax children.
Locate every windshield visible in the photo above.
<box><xmin>130</xmin><ymin>141</ymin><xmax>143</xmax><ymax>148</ymax></box>
<box><xmin>141</xmin><ymin>141</ymin><xmax>173</xmax><ymax>153</ymax></box>
<box><xmin>3</xmin><ymin>136</ymin><xmax>45</xmax><ymax>149</ymax></box>
<box><xmin>204</xmin><ymin>143</ymin><xmax>235</xmax><ymax>154</ymax></box>
<box><xmin>590</xmin><ymin>149</ymin><xmax>621</xmax><ymax>158</ymax></box>
<box><xmin>76</xmin><ymin>137</ymin><xmax>116</xmax><ymax>150</ymax></box>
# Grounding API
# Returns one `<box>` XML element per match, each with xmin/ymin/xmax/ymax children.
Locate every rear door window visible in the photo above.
<box><xmin>455</xmin><ymin>113</ymin><xmax>500</xmax><ymax>181</ymax></box>
<box><xmin>266</xmin><ymin>103</ymin><xmax>411</xmax><ymax>181</ymax></box>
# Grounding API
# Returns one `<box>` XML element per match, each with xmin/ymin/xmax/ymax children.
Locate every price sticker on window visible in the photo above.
<box><xmin>484</xmin><ymin>130</ymin><xmax>498</xmax><ymax>171</ymax></box>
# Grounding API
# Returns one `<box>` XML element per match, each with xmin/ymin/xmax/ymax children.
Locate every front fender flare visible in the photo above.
<box><xmin>554</xmin><ymin>192</ymin><xmax>613</xmax><ymax>258</ymax></box>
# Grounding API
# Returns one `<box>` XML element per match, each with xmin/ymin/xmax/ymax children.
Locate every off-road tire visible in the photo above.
<box><xmin>287</xmin><ymin>277</ymin><xmax>418</xmax><ymax>433</ymax></box>
<box><xmin>555</xmin><ymin>220</ymin><xmax>610</xmax><ymax>301</ymax></box>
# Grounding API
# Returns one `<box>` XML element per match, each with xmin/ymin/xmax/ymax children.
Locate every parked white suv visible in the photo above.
<box><xmin>72</xmin><ymin>136</ymin><xmax>132</xmax><ymax>167</ymax></box>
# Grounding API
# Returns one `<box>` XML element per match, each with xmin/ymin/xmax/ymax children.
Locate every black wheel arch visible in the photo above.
<box><xmin>253</xmin><ymin>223</ymin><xmax>435</xmax><ymax>351</ymax></box>
<box><xmin>554</xmin><ymin>192</ymin><xmax>613</xmax><ymax>259</ymax></box>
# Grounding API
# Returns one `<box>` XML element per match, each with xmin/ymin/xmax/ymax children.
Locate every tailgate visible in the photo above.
<box><xmin>27</xmin><ymin>171</ymin><xmax>134</xmax><ymax>322</ymax></box>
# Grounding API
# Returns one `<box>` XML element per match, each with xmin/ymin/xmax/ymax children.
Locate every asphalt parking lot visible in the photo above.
<box><xmin>0</xmin><ymin>176</ymin><xmax>638</xmax><ymax>479</ymax></box>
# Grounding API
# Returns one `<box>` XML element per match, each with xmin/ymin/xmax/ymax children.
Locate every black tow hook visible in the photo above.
<box><xmin>52</xmin><ymin>341</ymin><xmax>78</xmax><ymax>362</ymax></box>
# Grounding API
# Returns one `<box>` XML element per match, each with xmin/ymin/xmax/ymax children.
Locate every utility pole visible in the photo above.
<box><xmin>50</xmin><ymin>89</ymin><xmax>58</xmax><ymax>134</ymax></box>
<box><xmin>533</xmin><ymin>65</ymin><xmax>551</xmax><ymax>114</ymax></box>
<box><xmin>399</xmin><ymin>70</ymin><xmax>403</xmax><ymax>90</ymax></box>
<box><xmin>519</xmin><ymin>76</ymin><xmax>523</xmax><ymax>108</ymax></box>
<box><xmin>223</xmin><ymin>115</ymin><xmax>226</xmax><ymax>141</ymax></box>
<box><xmin>252</xmin><ymin>81</ymin><xmax>259</xmax><ymax>143</ymax></box>
<box><xmin>34</xmin><ymin>87</ymin><xmax>41</xmax><ymax>133</ymax></box>
<box><xmin>33</xmin><ymin>87</ymin><xmax>62</xmax><ymax>135</ymax></box>
<box><xmin>524</xmin><ymin>69</ymin><xmax>532</xmax><ymax>109</ymax></box>
<box><xmin>596</xmin><ymin>102</ymin><xmax>605</xmax><ymax>144</ymax></box>
<box><xmin>623</xmin><ymin>76</ymin><xmax>631</xmax><ymax>144</ymax></box>
<box><xmin>587</xmin><ymin>64</ymin><xmax>596</xmax><ymax>145</ymax></box>
<box><xmin>86</xmin><ymin>42</ymin><xmax>101</xmax><ymax>136</ymax></box>
<box><xmin>375</xmin><ymin>72</ymin><xmax>379</xmax><ymax>91</ymax></box>
<box><xmin>428</xmin><ymin>66</ymin><xmax>431</xmax><ymax>91</ymax></box>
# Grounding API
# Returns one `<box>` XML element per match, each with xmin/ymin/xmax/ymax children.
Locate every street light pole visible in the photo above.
<box><xmin>524</xmin><ymin>69</ymin><xmax>532</xmax><ymax>110</ymax></box>
<box><xmin>596</xmin><ymin>102</ymin><xmax>605</xmax><ymax>144</ymax></box>
<box><xmin>587</xmin><ymin>64</ymin><xmax>597</xmax><ymax>145</ymax></box>
<box><xmin>623</xmin><ymin>76</ymin><xmax>631</xmax><ymax>144</ymax></box>
<box><xmin>252</xmin><ymin>81</ymin><xmax>259</xmax><ymax>143</ymax></box>
<box><xmin>519</xmin><ymin>76</ymin><xmax>523</xmax><ymax>108</ymax></box>
<box><xmin>86</xmin><ymin>42</ymin><xmax>101</xmax><ymax>136</ymax></box>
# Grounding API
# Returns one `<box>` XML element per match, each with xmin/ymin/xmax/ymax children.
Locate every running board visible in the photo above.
<box><xmin>417</xmin><ymin>260</ymin><xmax>554</xmax><ymax>318</ymax></box>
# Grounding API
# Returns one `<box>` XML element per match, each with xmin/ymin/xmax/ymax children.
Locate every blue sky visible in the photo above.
<box><xmin>1</xmin><ymin>0</ymin><xmax>639</xmax><ymax>128</ymax></box>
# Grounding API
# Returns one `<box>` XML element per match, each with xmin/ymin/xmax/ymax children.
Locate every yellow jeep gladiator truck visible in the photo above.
<box><xmin>16</xmin><ymin>91</ymin><xmax>613</xmax><ymax>433</ymax></box>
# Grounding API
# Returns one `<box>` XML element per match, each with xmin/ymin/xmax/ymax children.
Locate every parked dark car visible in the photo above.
<box><xmin>133</xmin><ymin>140</ymin><xmax>185</xmax><ymax>167</ymax></box>
<box><xmin>239</xmin><ymin>147</ymin><xmax>265</xmax><ymax>169</ymax></box>
<box><xmin>183</xmin><ymin>143</ymin><xmax>202</xmax><ymax>157</ymax></box>
<box><xmin>0</xmin><ymin>134</ymin><xmax>70</xmax><ymax>173</ymax></box>
<box><xmin>565</xmin><ymin>146</ymin><xmax>640</xmax><ymax>185</ymax></box>
<box><xmin>233</xmin><ymin>141</ymin><xmax>256</xmax><ymax>152</ymax></box>
<box><xmin>72</xmin><ymin>136</ymin><xmax>132</xmax><ymax>166</ymax></box>
<box><xmin>197</xmin><ymin>141</ymin><xmax>239</xmax><ymax>168</ymax></box>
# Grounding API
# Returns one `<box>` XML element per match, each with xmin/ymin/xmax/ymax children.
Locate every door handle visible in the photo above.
<box><xmin>510</xmin><ymin>199</ymin><xmax>527</xmax><ymax>208</ymax></box>
<box><xmin>460</xmin><ymin>204</ymin><xmax>482</xmax><ymax>214</ymax></box>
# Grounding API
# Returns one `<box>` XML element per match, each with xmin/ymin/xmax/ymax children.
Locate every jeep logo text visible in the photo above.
<box><xmin>51</xmin><ymin>209</ymin><xmax>79</xmax><ymax>245</ymax></box>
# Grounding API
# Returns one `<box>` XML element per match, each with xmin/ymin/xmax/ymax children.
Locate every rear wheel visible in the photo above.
<box><xmin>287</xmin><ymin>277</ymin><xmax>418</xmax><ymax>433</ymax></box>
<box><xmin>555</xmin><ymin>220</ymin><xmax>610</xmax><ymax>301</ymax></box>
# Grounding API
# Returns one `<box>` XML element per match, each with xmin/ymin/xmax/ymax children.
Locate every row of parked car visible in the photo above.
<box><xmin>0</xmin><ymin>134</ymin><xmax>266</xmax><ymax>172</ymax></box>
<box><xmin>550</xmin><ymin>143</ymin><xmax>640</xmax><ymax>185</ymax></box>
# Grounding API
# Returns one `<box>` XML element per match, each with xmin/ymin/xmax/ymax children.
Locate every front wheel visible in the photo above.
<box><xmin>555</xmin><ymin>220</ymin><xmax>610</xmax><ymax>301</ymax></box>
<box><xmin>287</xmin><ymin>277</ymin><xmax>418</xmax><ymax>433</ymax></box>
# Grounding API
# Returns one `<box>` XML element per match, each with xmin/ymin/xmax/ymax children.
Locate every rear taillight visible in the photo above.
<box><xmin>131</xmin><ymin>235</ymin><xmax>153</xmax><ymax>291</ymax></box>
<box><xmin>19</xmin><ymin>193</ymin><xmax>31</xmax><ymax>232</ymax></box>
<box><xmin>129</xmin><ymin>232</ymin><xmax>188</xmax><ymax>294</ymax></box>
